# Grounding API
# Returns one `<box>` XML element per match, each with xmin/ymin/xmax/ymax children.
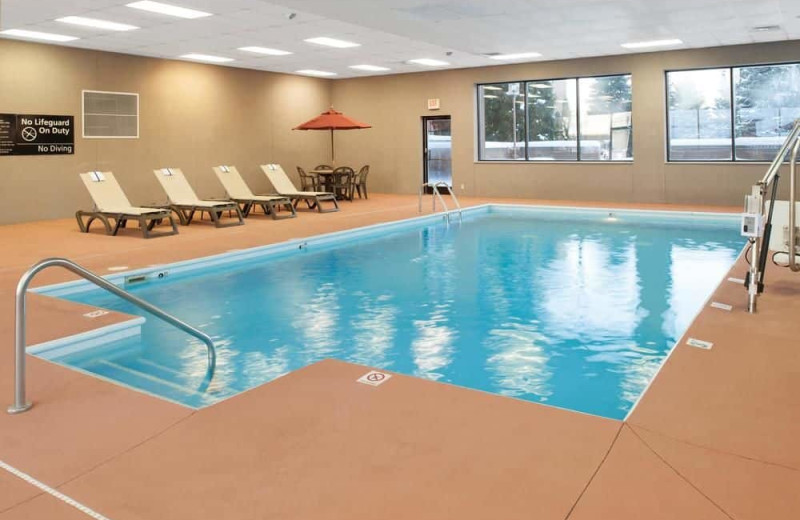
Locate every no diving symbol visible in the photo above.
<box><xmin>357</xmin><ymin>370</ymin><xmax>392</xmax><ymax>387</ymax></box>
<box><xmin>21</xmin><ymin>127</ymin><xmax>37</xmax><ymax>142</ymax></box>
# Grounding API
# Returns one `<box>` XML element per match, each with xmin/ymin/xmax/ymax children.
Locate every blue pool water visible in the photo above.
<box><xmin>40</xmin><ymin>207</ymin><xmax>744</xmax><ymax>419</ymax></box>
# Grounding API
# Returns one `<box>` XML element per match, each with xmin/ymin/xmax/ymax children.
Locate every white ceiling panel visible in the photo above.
<box><xmin>0</xmin><ymin>0</ymin><xmax>798</xmax><ymax>78</ymax></box>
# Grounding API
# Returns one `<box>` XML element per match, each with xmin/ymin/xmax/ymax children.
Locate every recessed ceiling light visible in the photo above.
<box><xmin>238</xmin><ymin>46</ymin><xmax>292</xmax><ymax>56</ymax></box>
<box><xmin>349</xmin><ymin>64</ymin><xmax>391</xmax><ymax>72</ymax></box>
<box><xmin>621</xmin><ymin>39</ymin><xmax>683</xmax><ymax>49</ymax></box>
<box><xmin>482</xmin><ymin>85</ymin><xmax>503</xmax><ymax>91</ymax></box>
<box><xmin>751</xmin><ymin>25</ymin><xmax>781</xmax><ymax>32</ymax></box>
<box><xmin>56</xmin><ymin>16</ymin><xmax>139</xmax><ymax>31</ymax></box>
<box><xmin>126</xmin><ymin>1</ymin><xmax>211</xmax><ymax>19</ymax></box>
<box><xmin>0</xmin><ymin>29</ymin><xmax>79</xmax><ymax>42</ymax></box>
<box><xmin>483</xmin><ymin>94</ymin><xmax>499</xmax><ymax>99</ymax></box>
<box><xmin>529</xmin><ymin>83</ymin><xmax>553</xmax><ymax>89</ymax></box>
<box><xmin>180</xmin><ymin>53</ymin><xmax>233</xmax><ymax>63</ymax></box>
<box><xmin>304</xmin><ymin>37</ymin><xmax>360</xmax><ymax>48</ymax></box>
<box><xmin>296</xmin><ymin>69</ymin><xmax>337</xmax><ymax>77</ymax></box>
<box><xmin>407</xmin><ymin>58</ymin><xmax>449</xmax><ymax>67</ymax></box>
<box><xmin>489</xmin><ymin>52</ymin><xmax>542</xmax><ymax>60</ymax></box>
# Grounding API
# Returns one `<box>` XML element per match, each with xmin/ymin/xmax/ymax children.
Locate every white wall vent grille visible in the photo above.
<box><xmin>82</xmin><ymin>90</ymin><xmax>139</xmax><ymax>139</ymax></box>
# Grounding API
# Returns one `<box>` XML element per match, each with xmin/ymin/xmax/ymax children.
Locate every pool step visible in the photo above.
<box><xmin>126</xmin><ymin>357</ymin><xmax>194</xmax><ymax>383</ymax></box>
<box><xmin>93</xmin><ymin>360</ymin><xmax>207</xmax><ymax>405</ymax></box>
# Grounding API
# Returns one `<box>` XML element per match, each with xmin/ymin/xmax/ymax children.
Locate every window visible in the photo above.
<box><xmin>667</xmin><ymin>62</ymin><xmax>800</xmax><ymax>162</ymax></box>
<box><xmin>580</xmin><ymin>75</ymin><xmax>633</xmax><ymax>161</ymax></box>
<box><xmin>82</xmin><ymin>90</ymin><xmax>139</xmax><ymax>138</ymax></box>
<box><xmin>478</xmin><ymin>74</ymin><xmax>632</xmax><ymax>161</ymax></box>
<box><xmin>734</xmin><ymin>63</ymin><xmax>800</xmax><ymax>161</ymax></box>
<box><xmin>527</xmin><ymin>79</ymin><xmax>577</xmax><ymax>160</ymax></box>
<box><xmin>667</xmin><ymin>69</ymin><xmax>732</xmax><ymax>161</ymax></box>
<box><xmin>477</xmin><ymin>83</ymin><xmax>525</xmax><ymax>160</ymax></box>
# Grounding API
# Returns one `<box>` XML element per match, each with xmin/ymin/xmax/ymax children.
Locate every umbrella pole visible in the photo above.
<box><xmin>330</xmin><ymin>128</ymin><xmax>335</xmax><ymax>165</ymax></box>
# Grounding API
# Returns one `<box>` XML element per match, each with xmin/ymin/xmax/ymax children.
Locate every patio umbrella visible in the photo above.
<box><xmin>293</xmin><ymin>107</ymin><xmax>371</xmax><ymax>164</ymax></box>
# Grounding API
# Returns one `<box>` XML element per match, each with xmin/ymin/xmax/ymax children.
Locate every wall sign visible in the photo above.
<box><xmin>0</xmin><ymin>114</ymin><xmax>74</xmax><ymax>156</ymax></box>
<box><xmin>427</xmin><ymin>98</ymin><xmax>441</xmax><ymax>110</ymax></box>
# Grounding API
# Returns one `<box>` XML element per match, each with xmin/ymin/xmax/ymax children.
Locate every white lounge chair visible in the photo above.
<box><xmin>211</xmin><ymin>165</ymin><xmax>296</xmax><ymax>219</ymax></box>
<box><xmin>76</xmin><ymin>171</ymin><xmax>178</xmax><ymax>238</ymax></box>
<box><xmin>153</xmin><ymin>168</ymin><xmax>244</xmax><ymax>227</ymax></box>
<box><xmin>260</xmin><ymin>164</ymin><xmax>339</xmax><ymax>213</ymax></box>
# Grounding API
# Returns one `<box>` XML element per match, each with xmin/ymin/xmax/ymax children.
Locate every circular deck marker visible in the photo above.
<box><xmin>357</xmin><ymin>370</ymin><xmax>392</xmax><ymax>387</ymax></box>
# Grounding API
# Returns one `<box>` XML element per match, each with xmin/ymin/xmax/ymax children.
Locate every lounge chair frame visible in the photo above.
<box><xmin>212</xmin><ymin>165</ymin><xmax>297</xmax><ymax>220</ymax></box>
<box><xmin>77</xmin><ymin>171</ymin><xmax>178</xmax><ymax>238</ymax></box>
<box><xmin>75</xmin><ymin>208</ymin><xmax>178</xmax><ymax>238</ymax></box>
<box><xmin>168</xmin><ymin>203</ymin><xmax>244</xmax><ymax>227</ymax></box>
<box><xmin>153</xmin><ymin>168</ymin><xmax>245</xmax><ymax>228</ymax></box>
<box><xmin>260</xmin><ymin>164</ymin><xmax>339</xmax><ymax>213</ymax></box>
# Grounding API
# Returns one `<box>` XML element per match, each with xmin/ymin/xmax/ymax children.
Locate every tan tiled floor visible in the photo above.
<box><xmin>0</xmin><ymin>194</ymin><xmax>797</xmax><ymax>519</ymax></box>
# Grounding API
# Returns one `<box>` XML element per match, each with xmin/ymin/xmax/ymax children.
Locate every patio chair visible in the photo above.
<box><xmin>212</xmin><ymin>165</ymin><xmax>296</xmax><ymax>219</ymax></box>
<box><xmin>153</xmin><ymin>168</ymin><xmax>244</xmax><ymax>227</ymax></box>
<box><xmin>76</xmin><ymin>171</ymin><xmax>178</xmax><ymax>238</ymax></box>
<box><xmin>296</xmin><ymin>166</ymin><xmax>319</xmax><ymax>191</ymax></box>
<box><xmin>331</xmin><ymin>166</ymin><xmax>355</xmax><ymax>201</ymax></box>
<box><xmin>354</xmin><ymin>165</ymin><xmax>370</xmax><ymax>199</ymax></box>
<box><xmin>260</xmin><ymin>164</ymin><xmax>339</xmax><ymax>213</ymax></box>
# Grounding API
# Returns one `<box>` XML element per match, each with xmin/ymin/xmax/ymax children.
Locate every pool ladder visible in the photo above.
<box><xmin>8</xmin><ymin>257</ymin><xmax>217</xmax><ymax>415</ymax></box>
<box><xmin>418</xmin><ymin>182</ymin><xmax>462</xmax><ymax>224</ymax></box>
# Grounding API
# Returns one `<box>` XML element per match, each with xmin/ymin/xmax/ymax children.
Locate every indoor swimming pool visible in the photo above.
<box><xmin>34</xmin><ymin>206</ymin><xmax>744</xmax><ymax>419</ymax></box>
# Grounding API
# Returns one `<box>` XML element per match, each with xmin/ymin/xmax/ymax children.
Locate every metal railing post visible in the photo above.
<box><xmin>790</xmin><ymin>138</ymin><xmax>800</xmax><ymax>272</ymax></box>
<box><xmin>9</xmin><ymin>257</ymin><xmax>217</xmax><ymax>414</ymax></box>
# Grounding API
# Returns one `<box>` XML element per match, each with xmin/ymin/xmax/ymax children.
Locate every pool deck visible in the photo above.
<box><xmin>0</xmin><ymin>194</ymin><xmax>798</xmax><ymax>519</ymax></box>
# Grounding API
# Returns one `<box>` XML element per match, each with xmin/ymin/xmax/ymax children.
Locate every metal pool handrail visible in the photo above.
<box><xmin>418</xmin><ymin>182</ymin><xmax>462</xmax><ymax>224</ymax></box>
<box><xmin>8</xmin><ymin>257</ymin><xmax>217</xmax><ymax>414</ymax></box>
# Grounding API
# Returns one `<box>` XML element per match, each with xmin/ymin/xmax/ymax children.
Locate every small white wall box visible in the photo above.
<box><xmin>741</xmin><ymin>212</ymin><xmax>762</xmax><ymax>238</ymax></box>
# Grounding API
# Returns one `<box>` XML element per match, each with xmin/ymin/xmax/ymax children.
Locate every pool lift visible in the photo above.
<box><xmin>741</xmin><ymin>119</ymin><xmax>800</xmax><ymax>313</ymax></box>
<box><xmin>418</xmin><ymin>182</ymin><xmax>462</xmax><ymax>225</ymax></box>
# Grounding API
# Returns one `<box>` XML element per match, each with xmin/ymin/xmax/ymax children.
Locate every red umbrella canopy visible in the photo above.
<box><xmin>293</xmin><ymin>107</ymin><xmax>371</xmax><ymax>163</ymax></box>
<box><xmin>293</xmin><ymin>108</ymin><xmax>371</xmax><ymax>130</ymax></box>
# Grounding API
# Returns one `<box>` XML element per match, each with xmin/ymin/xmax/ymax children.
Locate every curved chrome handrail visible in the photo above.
<box><xmin>789</xmin><ymin>138</ymin><xmax>800</xmax><ymax>272</ymax></box>
<box><xmin>8</xmin><ymin>257</ymin><xmax>216</xmax><ymax>414</ymax></box>
<box><xmin>418</xmin><ymin>182</ymin><xmax>462</xmax><ymax>224</ymax></box>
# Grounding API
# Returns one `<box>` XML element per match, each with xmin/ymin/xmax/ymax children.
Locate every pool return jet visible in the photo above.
<box><xmin>741</xmin><ymin>119</ymin><xmax>800</xmax><ymax>313</ymax></box>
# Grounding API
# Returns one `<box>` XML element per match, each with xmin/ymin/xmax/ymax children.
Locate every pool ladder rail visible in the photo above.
<box><xmin>742</xmin><ymin>119</ymin><xmax>800</xmax><ymax>313</ymax></box>
<box><xmin>418</xmin><ymin>182</ymin><xmax>463</xmax><ymax>224</ymax></box>
<box><xmin>8</xmin><ymin>257</ymin><xmax>217</xmax><ymax>415</ymax></box>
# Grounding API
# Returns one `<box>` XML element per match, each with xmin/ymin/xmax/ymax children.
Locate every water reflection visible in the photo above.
<box><xmin>412</xmin><ymin>303</ymin><xmax>456</xmax><ymax>380</ymax></box>
<box><xmin>486</xmin><ymin>322</ymin><xmax>552</xmax><ymax>399</ymax></box>
<box><xmin>292</xmin><ymin>282</ymin><xmax>341</xmax><ymax>363</ymax></box>
<box><xmin>349</xmin><ymin>293</ymin><xmax>398</xmax><ymax>368</ymax></box>
<box><xmin>664</xmin><ymin>244</ymin><xmax>738</xmax><ymax>341</ymax></box>
<box><xmin>540</xmin><ymin>236</ymin><xmax>641</xmax><ymax>341</ymax></box>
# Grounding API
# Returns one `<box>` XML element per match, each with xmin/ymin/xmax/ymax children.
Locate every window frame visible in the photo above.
<box><xmin>476</xmin><ymin>72</ymin><xmax>633</xmax><ymax>163</ymax></box>
<box><xmin>665</xmin><ymin>60</ymin><xmax>800</xmax><ymax>163</ymax></box>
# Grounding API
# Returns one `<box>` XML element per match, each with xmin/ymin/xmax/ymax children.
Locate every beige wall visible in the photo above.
<box><xmin>0</xmin><ymin>39</ymin><xmax>332</xmax><ymax>224</ymax></box>
<box><xmin>331</xmin><ymin>40</ymin><xmax>800</xmax><ymax>206</ymax></box>
<box><xmin>3</xmin><ymin>39</ymin><xmax>800</xmax><ymax>225</ymax></box>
